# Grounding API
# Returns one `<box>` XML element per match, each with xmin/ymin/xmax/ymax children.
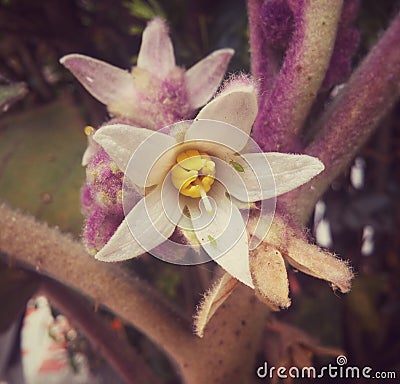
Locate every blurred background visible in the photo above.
<box><xmin>0</xmin><ymin>0</ymin><xmax>399</xmax><ymax>383</ymax></box>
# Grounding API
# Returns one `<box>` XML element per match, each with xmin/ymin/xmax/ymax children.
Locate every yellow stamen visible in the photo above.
<box><xmin>171</xmin><ymin>149</ymin><xmax>216</xmax><ymax>200</ymax></box>
<box><xmin>84</xmin><ymin>125</ymin><xmax>95</xmax><ymax>136</ymax></box>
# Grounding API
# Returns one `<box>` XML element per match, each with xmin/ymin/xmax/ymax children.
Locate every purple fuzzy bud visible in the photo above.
<box><xmin>81</xmin><ymin>182</ymin><xmax>94</xmax><ymax>215</ymax></box>
<box><xmin>86</xmin><ymin>148</ymin><xmax>124</xmax><ymax>214</ymax></box>
<box><xmin>81</xmin><ymin>146</ymin><xmax>124</xmax><ymax>252</ymax></box>
<box><xmin>82</xmin><ymin>205</ymin><xmax>124</xmax><ymax>255</ymax></box>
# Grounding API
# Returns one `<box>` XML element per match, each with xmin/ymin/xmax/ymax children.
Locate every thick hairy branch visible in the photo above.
<box><xmin>251</xmin><ymin>0</ymin><xmax>343</xmax><ymax>152</ymax></box>
<box><xmin>282</xmin><ymin>11</ymin><xmax>400</xmax><ymax>222</ymax></box>
<box><xmin>0</xmin><ymin>203</ymin><xmax>193</xmax><ymax>367</ymax></box>
<box><xmin>247</xmin><ymin>0</ymin><xmax>279</xmax><ymax>99</ymax></box>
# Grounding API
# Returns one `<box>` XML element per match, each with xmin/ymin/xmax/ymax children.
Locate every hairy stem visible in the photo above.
<box><xmin>0</xmin><ymin>203</ymin><xmax>193</xmax><ymax>370</ymax></box>
<box><xmin>247</xmin><ymin>0</ymin><xmax>279</xmax><ymax>98</ymax></box>
<box><xmin>40</xmin><ymin>277</ymin><xmax>162</xmax><ymax>384</ymax></box>
<box><xmin>282</xmin><ymin>11</ymin><xmax>400</xmax><ymax>223</ymax></box>
<box><xmin>252</xmin><ymin>0</ymin><xmax>343</xmax><ymax>152</ymax></box>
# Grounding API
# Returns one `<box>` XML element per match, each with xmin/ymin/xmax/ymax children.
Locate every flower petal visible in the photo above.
<box><xmin>224</xmin><ymin>152</ymin><xmax>324</xmax><ymax>202</ymax></box>
<box><xmin>254</xmin><ymin>153</ymin><xmax>324</xmax><ymax>197</ymax></box>
<box><xmin>186</xmin><ymin>48</ymin><xmax>234</xmax><ymax>109</ymax></box>
<box><xmin>194</xmin><ymin>273</ymin><xmax>239</xmax><ymax>337</ymax></box>
<box><xmin>184</xmin><ymin>119</ymin><xmax>250</xmax><ymax>156</ymax></box>
<box><xmin>126</xmin><ymin>184</ymin><xmax>182</xmax><ymax>253</ymax></box>
<box><xmin>187</xmin><ymin>183</ymin><xmax>253</xmax><ymax>287</ymax></box>
<box><xmin>95</xmin><ymin>215</ymin><xmax>146</xmax><ymax>262</ymax></box>
<box><xmin>60</xmin><ymin>54</ymin><xmax>135</xmax><ymax>106</ymax></box>
<box><xmin>137</xmin><ymin>18</ymin><xmax>175</xmax><ymax>78</ymax></box>
<box><xmin>213</xmin><ymin>156</ymin><xmax>260</xmax><ymax>202</ymax></box>
<box><xmin>249</xmin><ymin>245</ymin><xmax>291</xmax><ymax>309</ymax></box>
<box><xmin>195</xmin><ymin>85</ymin><xmax>258</xmax><ymax>135</ymax></box>
<box><xmin>93</xmin><ymin>124</ymin><xmax>177</xmax><ymax>187</ymax></box>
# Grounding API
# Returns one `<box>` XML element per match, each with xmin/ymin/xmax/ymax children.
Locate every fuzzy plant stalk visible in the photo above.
<box><xmin>249</xmin><ymin>0</ymin><xmax>344</xmax><ymax>152</ymax></box>
<box><xmin>0</xmin><ymin>5</ymin><xmax>400</xmax><ymax>384</ymax></box>
<box><xmin>282</xmin><ymin>9</ymin><xmax>400</xmax><ymax>222</ymax></box>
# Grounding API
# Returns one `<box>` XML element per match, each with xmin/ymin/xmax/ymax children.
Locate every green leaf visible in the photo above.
<box><xmin>0</xmin><ymin>97</ymin><xmax>86</xmax><ymax>235</ymax></box>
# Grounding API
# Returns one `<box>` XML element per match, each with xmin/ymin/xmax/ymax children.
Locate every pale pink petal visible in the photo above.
<box><xmin>96</xmin><ymin>184</ymin><xmax>181</xmax><ymax>262</ymax></box>
<box><xmin>212</xmin><ymin>156</ymin><xmax>254</xmax><ymax>201</ymax></box>
<box><xmin>126</xmin><ymin>184</ymin><xmax>181</xmax><ymax>252</ymax></box>
<box><xmin>125</xmin><ymin>132</ymin><xmax>178</xmax><ymax>188</ymax></box>
<box><xmin>60</xmin><ymin>54</ymin><xmax>135</xmax><ymax>106</ymax></box>
<box><xmin>137</xmin><ymin>18</ymin><xmax>175</xmax><ymax>78</ymax></box>
<box><xmin>243</xmin><ymin>152</ymin><xmax>324</xmax><ymax>198</ymax></box>
<box><xmin>187</xmin><ymin>183</ymin><xmax>253</xmax><ymax>287</ymax></box>
<box><xmin>221</xmin><ymin>152</ymin><xmax>324</xmax><ymax>202</ymax></box>
<box><xmin>186</xmin><ymin>48</ymin><xmax>234</xmax><ymax>109</ymax></box>
<box><xmin>195</xmin><ymin>85</ymin><xmax>258</xmax><ymax>135</ymax></box>
<box><xmin>93</xmin><ymin>124</ymin><xmax>177</xmax><ymax>188</ymax></box>
<box><xmin>95</xmin><ymin>214</ymin><xmax>147</xmax><ymax>262</ymax></box>
<box><xmin>220</xmin><ymin>152</ymin><xmax>274</xmax><ymax>202</ymax></box>
<box><xmin>184</xmin><ymin>119</ymin><xmax>250</xmax><ymax>156</ymax></box>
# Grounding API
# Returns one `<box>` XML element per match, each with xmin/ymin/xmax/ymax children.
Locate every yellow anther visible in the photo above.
<box><xmin>171</xmin><ymin>149</ymin><xmax>216</xmax><ymax>199</ymax></box>
<box><xmin>177</xmin><ymin>149</ymin><xmax>203</xmax><ymax>170</ymax></box>
<box><xmin>84</xmin><ymin>125</ymin><xmax>95</xmax><ymax>136</ymax></box>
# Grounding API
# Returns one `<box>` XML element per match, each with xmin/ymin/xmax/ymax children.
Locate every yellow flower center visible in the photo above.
<box><xmin>171</xmin><ymin>149</ymin><xmax>216</xmax><ymax>201</ymax></box>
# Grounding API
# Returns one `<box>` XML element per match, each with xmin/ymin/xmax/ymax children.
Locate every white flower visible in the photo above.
<box><xmin>92</xmin><ymin>84</ymin><xmax>325</xmax><ymax>289</ymax></box>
